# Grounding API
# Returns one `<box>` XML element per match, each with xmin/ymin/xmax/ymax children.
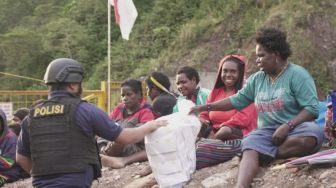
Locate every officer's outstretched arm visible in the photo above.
<box><xmin>115</xmin><ymin>120</ymin><xmax>167</xmax><ymax>144</ymax></box>
<box><xmin>16</xmin><ymin>153</ymin><xmax>32</xmax><ymax>174</ymax></box>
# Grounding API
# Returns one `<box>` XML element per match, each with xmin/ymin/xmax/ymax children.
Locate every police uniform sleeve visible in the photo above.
<box><xmin>76</xmin><ymin>103</ymin><xmax>122</xmax><ymax>141</ymax></box>
<box><xmin>16</xmin><ymin>118</ymin><xmax>31</xmax><ymax>157</ymax></box>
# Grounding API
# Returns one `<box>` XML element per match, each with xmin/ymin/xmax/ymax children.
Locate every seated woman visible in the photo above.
<box><xmin>190</xmin><ymin>28</ymin><xmax>324</xmax><ymax>187</ymax></box>
<box><xmin>100</xmin><ymin>79</ymin><xmax>155</xmax><ymax>168</ymax></box>
<box><xmin>195</xmin><ymin>55</ymin><xmax>257</xmax><ymax>169</ymax></box>
<box><xmin>174</xmin><ymin>66</ymin><xmax>209</xmax><ymax>112</ymax></box>
<box><xmin>199</xmin><ymin>55</ymin><xmax>257</xmax><ymax>140</ymax></box>
<box><xmin>145</xmin><ymin>71</ymin><xmax>177</xmax><ymax>117</ymax></box>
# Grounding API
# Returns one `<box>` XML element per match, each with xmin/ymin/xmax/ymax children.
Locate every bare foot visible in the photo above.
<box><xmin>100</xmin><ymin>154</ymin><xmax>126</xmax><ymax>169</ymax></box>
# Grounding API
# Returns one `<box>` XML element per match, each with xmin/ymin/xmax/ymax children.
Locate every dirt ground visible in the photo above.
<box><xmin>4</xmin><ymin>157</ymin><xmax>336</xmax><ymax>188</ymax></box>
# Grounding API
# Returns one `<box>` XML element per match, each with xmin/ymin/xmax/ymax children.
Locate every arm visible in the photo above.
<box><xmin>199</xmin><ymin>91</ymin><xmax>213</xmax><ymax>122</ymax></box>
<box><xmin>273</xmin><ymin>70</ymin><xmax>319</xmax><ymax>145</ymax></box>
<box><xmin>219</xmin><ymin>104</ymin><xmax>257</xmax><ymax>130</ymax></box>
<box><xmin>115</xmin><ymin>120</ymin><xmax>167</xmax><ymax>145</ymax></box>
<box><xmin>190</xmin><ymin>75</ymin><xmax>256</xmax><ymax>115</ymax></box>
<box><xmin>16</xmin><ymin>118</ymin><xmax>32</xmax><ymax>174</ymax></box>
<box><xmin>272</xmin><ymin>109</ymin><xmax>316</xmax><ymax>146</ymax></box>
<box><xmin>189</xmin><ymin>97</ymin><xmax>235</xmax><ymax>115</ymax></box>
<box><xmin>16</xmin><ymin>153</ymin><xmax>32</xmax><ymax>174</ymax></box>
<box><xmin>287</xmin><ymin>109</ymin><xmax>316</xmax><ymax>127</ymax></box>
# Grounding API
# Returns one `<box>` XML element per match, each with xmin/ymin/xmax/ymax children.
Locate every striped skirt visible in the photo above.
<box><xmin>196</xmin><ymin>138</ymin><xmax>242</xmax><ymax>170</ymax></box>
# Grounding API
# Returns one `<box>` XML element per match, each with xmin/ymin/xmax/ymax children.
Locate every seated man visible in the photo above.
<box><xmin>12</xmin><ymin>108</ymin><xmax>29</xmax><ymax>124</ymax></box>
<box><xmin>0</xmin><ymin>109</ymin><xmax>23</xmax><ymax>186</ymax></box>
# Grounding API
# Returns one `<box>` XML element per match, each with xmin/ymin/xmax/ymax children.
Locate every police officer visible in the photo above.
<box><xmin>16</xmin><ymin>58</ymin><xmax>166</xmax><ymax>187</ymax></box>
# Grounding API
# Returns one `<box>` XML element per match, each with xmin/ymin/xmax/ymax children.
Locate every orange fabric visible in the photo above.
<box><xmin>199</xmin><ymin>88</ymin><xmax>257</xmax><ymax>136</ymax></box>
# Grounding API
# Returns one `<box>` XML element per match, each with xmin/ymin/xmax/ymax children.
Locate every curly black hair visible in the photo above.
<box><xmin>176</xmin><ymin>66</ymin><xmax>200</xmax><ymax>84</ymax></box>
<box><xmin>255</xmin><ymin>27</ymin><xmax>292</xmax><ymax>60</ymax></box>
<box><xmin>121</xmin><ymin>79</ymin><xmax>143</xmax><ymax>96</ymax></box>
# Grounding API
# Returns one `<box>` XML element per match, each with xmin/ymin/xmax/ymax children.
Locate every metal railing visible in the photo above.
<box><xmin>0</xmin><ymin>81</ymin><xmax>122</xmax><ymax>114</ymax></box>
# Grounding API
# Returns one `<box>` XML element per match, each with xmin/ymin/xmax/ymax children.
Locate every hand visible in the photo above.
<box><xmin>199</xmin><ymin>119</ymin><xmax>211</xmax><ymax>126</ymax></box>
<box><xmin>198</xmin><ymin>119</ymin><xmax>212</xmax><ymax>138</ymax></box>
<box><xmin>147</xmin><ymin>120</ymin><xmax>168</xmax><ymax>132</ymax></box>
<box><xmin>189</xmin><ymin>105</ymin><xmax>205</xmax><ymax>115</ymax></box>
<box><xmin>272</xmin><ymin>123</ymin><xmax>290</xmax><ymax>146</ymax></box>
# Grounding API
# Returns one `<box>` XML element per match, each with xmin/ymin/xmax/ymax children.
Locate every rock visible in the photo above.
<box><xmin>114</xmin><ymin>175</ymin><xmax>120</xmax><ymax>180</ymax></box>
<box><xmin>319</xmin><ymin>170</ymin><xmax>332</xmax><ymax>180</ymax></box>
<box><xmin>201</xmin><ymin>170</ymin><xmax>237</xmax><ymax>188</ymax></box>
<box><xmin>294</xmin><ymin>178</ymin><xmax>310</xmax><ymax>188</ymax></box>
<box><xmin>201</xmin><ymin>173</ymin><xmax>228</xmax><ymax>188</ymax></box>
<box><xmin>123</xmin><ymin>174</ymin><xmax>157</xmax><ymax>188</ymax></box>
<box><xmin>331</xmin><ymin>183</ymin><xmax>336</xmax><ymax>188</ymax></box>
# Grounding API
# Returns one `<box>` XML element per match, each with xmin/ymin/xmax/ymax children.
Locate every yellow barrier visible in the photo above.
<box><xmin>0</xmin><ymin>81</ymin><xmax>148</xmax><ymax>115</ymax></box>
<box><xmin>0</xmin><ymin>81</ymin><xmax>122</xmax><ymax>113</ymax></box>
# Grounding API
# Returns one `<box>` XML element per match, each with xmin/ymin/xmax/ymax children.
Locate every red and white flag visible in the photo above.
<box><xmin>110</xmin><ymin>0</ymin><xmax>138</xmax><ymax>40</ymax></box>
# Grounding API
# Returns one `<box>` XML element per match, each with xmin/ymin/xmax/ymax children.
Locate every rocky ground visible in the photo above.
<box><xmin>4</xmin><ymin>157</ymin><xmax>336</xmax><ymax>188</ymax></box>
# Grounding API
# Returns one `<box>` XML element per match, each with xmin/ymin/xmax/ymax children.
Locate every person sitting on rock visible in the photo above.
<box><xmin>145</xmin><ymin>71</ymin><xmax>177</xmax><ymax>118</ymax></box>
<box><xmin>198</xmin><ymin>55</ymin><xmax>257</xmax><ymax>140</ymax></box>
<box><xmin>100</xmin><ymin>79</ymin><xmax>155</xmax><ymax>169</ymax></box>
<box><xmin>0</xmin><ymin>109</ymin><xmax>23</xmax><ymax>186</ymax></box>
<box><xmin>190</xmin><ymin>27</ymin><xmax>324</xmax><ymax>187</ymax></box>
<box><xmin>195</xmin><ymin>55</ymin><xmax>257</xmax><ymax>169</ymax></box>
<box><xmin>173</xmin><ymin>66</ymin><xmax>209</xmax><ymax>113</ymax></box>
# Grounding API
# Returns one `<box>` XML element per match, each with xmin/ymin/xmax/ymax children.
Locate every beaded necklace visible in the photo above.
<box><xmin>270</xmin><ymin>62</ymin><xmax>289</xmax><ymax>85</ymax></box>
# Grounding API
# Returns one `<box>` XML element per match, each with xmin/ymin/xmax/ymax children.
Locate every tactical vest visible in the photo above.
<box><xmin>28</xmin><ymin>97</ymin><xmax>101</xmax><ymax>177</ymax></box>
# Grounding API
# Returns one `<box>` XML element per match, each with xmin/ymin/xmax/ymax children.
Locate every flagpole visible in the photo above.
<box><xmin>107</xmin><ymin>0</ymin><xmax>111</xmax><ymax>114</ymax></box>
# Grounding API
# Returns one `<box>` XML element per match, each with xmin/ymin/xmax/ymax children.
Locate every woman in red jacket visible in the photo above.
<box><xmin>199</xmin><ymin>55</ymin><xmax>257</xmax><ymax>140</ymax></box>
<box><xmin>196</xmin><ymin>55</ymin><xmax>257</xmax><ymax>169</ymax></box>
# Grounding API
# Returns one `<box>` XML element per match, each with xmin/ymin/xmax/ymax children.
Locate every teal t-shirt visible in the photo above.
<box><xmin>230</xmin><ymin>63</ymin><xmax>319</xmax><ymax>128</ymax></box>
<box><xmin>173</xmin><ymin>87</ymin><xmax>210</xmax><ymax>113</ymax></box>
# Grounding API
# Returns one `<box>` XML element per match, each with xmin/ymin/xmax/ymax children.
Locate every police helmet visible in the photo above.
<box><xmin>43</xmin><ymin>58</ymin><xmax>84</xmax><ymax>84</ymax></box>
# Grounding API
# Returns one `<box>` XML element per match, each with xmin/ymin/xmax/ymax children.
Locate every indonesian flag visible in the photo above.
<box><xmin>111</xmin><ymin>0</ymin><xmax>138</xmax><ymax>40</ymax></box>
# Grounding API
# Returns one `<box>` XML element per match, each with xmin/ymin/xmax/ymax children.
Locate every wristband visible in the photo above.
<box><xmin>286</xmin><ymin>121</ymin><xmax>295</xmax><ymax>130</ymax></box>
<box><xmin>206</xmin><ymin>103</ymin><xmax>212</xmax><ymax>111</ymax></box>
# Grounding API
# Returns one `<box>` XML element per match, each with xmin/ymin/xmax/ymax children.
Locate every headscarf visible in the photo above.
<box><xmin>213</xmin><ymin>54</ymin><xmax>247</xmax><ymax>91</ymax></box>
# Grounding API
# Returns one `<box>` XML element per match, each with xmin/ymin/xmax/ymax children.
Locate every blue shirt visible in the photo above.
<box><xmin>17</xmin><ymin>91</ymin><xmax>122</xmax><ymax>187</ymax></box>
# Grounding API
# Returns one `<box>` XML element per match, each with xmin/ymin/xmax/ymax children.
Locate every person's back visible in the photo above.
<box><xmin>16</xmin><ymin>58</ymin><xmax>167</xmax><ymax>187</ymax></box>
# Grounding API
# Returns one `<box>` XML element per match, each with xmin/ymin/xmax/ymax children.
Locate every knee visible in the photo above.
<box><xmin>215</xmin><ymin>126</ymin><xmax>232</xmax><ymax>137</ymax></box>
<box><xmin>277</xmin><ymin>137</ymin><xmax>317</xmax><ymax>158</ymax></box>
<box><xmin>301</xmin><ymin>137</ymin><xmax>317</xmax><ymax>149</ymax></box>
<box><xmin>215</xmin><ymin>126</ymin><xmax>232</xmax><ymax>139</ymax></box>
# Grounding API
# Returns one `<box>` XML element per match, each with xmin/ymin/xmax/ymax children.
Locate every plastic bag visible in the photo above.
<box><xmin>145</xmin><ymin>102</ymin><xmax>201</xmax><ymax>188</ymax></box>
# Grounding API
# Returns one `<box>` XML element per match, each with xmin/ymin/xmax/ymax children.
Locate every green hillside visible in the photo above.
<box><xmin>0</xmin><ymin>0</ymin><xmax>335</xmax><ymax>97</ymax></box>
